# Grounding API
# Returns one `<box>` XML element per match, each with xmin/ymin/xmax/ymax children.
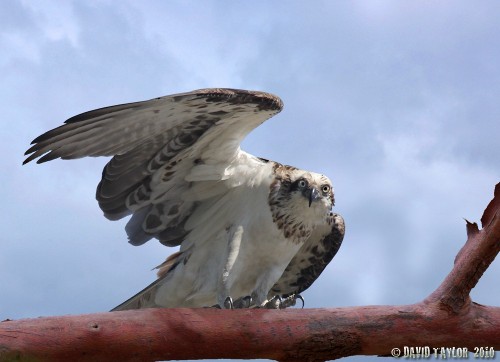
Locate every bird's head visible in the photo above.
<box><xmin>270</xmin><ymin>166</ymin><xmax>335</xmax><ymax>229</ymax></box>
<box><xmin>287</xmin><ymin>171</ymin><xmax>334</xmax><ymax>215</ymax></box>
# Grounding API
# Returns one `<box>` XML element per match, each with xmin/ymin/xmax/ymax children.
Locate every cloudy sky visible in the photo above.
<box><xmin>1</xmin><ymin>1</ymin><xmax>499</xmax><ymax>361</ymax></box>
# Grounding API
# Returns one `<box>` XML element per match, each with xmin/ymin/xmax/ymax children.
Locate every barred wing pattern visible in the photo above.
<box><xmin>25</xmin><ymin>89</ymin><xmax>283</xmax><ymax>246</ymax></box>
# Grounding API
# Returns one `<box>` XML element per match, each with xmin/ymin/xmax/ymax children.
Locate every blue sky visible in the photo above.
<box><xmin>1</xmin><ymin>1</ymin><xmax>499</xmax><ymax>361</ymax></box>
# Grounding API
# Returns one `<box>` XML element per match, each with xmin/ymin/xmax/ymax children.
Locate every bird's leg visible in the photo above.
<box><xmin>217</xmin><ymin>225</ymin><xmax>243</xmax><ymax>309</ymax></box>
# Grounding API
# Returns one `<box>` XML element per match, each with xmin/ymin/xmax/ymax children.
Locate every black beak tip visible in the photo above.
<box><xmin>308</xmin><ymin>188</ymin><xmax>319</xmax><ymax>207</ymax></box>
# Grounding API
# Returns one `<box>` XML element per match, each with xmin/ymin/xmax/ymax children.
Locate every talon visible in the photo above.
<box><xmin>277</xmin><ymin>294</ymin><xmax>305</xmax><ymax>309</ymax></box>
<box><xmin>296</xmin><ymin>294</ymin><xmax>305</xmax><ymax>309</ymax></box>
<box><xmin>233</xmin><ymin>295</ymin><xmax>253</xmax><ymax>309</ymax></box>
<box><xmin>265</xmin><ymin>295</ymin><xmax>282</xmax><ymax>309</ymax></box>
<box><xmin>224</xmin><ymin>296</ymin><xmax>234</xmax><ymax>309</ymax></box>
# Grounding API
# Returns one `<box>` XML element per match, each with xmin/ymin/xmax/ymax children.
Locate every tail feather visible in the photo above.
<box><xmin>110</xmin><ymin>278</ymin><xmax>162</xmax><ymax>311</ymax></box>
<box><xmin>110</xmin><ymin>251</ymin><xmax>184</xmax><ymax>311</ymax></box>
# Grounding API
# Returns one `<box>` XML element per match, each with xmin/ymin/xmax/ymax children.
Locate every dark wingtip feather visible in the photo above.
<box><xmin>37</xmin><ymin>151</ymin><xmax>62</xmax><ymax>164</ymax></box>
<box><xmin>64</xmin><ymin>102</ymin><xmax>141</xmax><ymax>124</ymax></box>
<box><xmin>23</xmin><ymin>151</ymin><xmax>46</xmax><ymax>165</ymax></box>
<box><xmin>24</xmin><ymin>145</ymin><xmax>36</xmax><ymax>155</ymax></box>
<box><xmin>23</xmin><ymin>143</ymin><xmax>46</xmax><ymax>163</ymax></box>
<box><xmin>31</xmin><ymin>126</ymin><xmax>64</xmax><ymax>144</ymax></box>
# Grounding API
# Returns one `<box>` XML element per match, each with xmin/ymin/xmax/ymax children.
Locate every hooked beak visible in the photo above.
<box><xmin>307</xmin><ymin>187</ymin><xmax>320</xmax><ymax>207</ymax></box>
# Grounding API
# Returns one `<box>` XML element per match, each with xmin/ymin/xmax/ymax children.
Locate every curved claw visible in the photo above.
<box><xmin>277</xmin><ymin>294</ymin><xmax>305</xmax><ymax>309</ymax></box>
<box><xmin>224</xmin><ymin>296</ymin><xmax>234</xmax><ymax>310</ymax></box>
<box><xmin>295</xmin><ymin>294</ymin><xmax>305</xmax><ymax>309</ymax></box>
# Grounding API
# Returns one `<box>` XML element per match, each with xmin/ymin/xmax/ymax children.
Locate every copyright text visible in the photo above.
<box><xmin>390</xmin><ymin>346</ymin><xmax>496</xmax><ymax>359</ymax></box>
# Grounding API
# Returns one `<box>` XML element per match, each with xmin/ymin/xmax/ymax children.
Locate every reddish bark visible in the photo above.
<box><xmin>1</xmin><ymin>183</ymin><xmax>499</xmax><ymax>362</ymax></box>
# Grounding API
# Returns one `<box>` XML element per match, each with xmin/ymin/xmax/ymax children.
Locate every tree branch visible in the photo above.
<box><xmin>426</xmin><ymin>183</ymin><xmax>500</xmax><ymax>313</ymax></box>
<box><xmin>1</xmin><ymin>183</ymin><xmax>499</xmax><ymax>362</ymax></box>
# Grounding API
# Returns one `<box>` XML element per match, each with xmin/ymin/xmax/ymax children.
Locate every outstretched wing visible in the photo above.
<box><xmin>269</xmin><ymin>212</ymin><xmax>345</xmax><ymax>298</ymax></box>
<box><xmin>24</xmin><ymin>88</ymin><xmax>283</xmax><ymax>246</ymax></box>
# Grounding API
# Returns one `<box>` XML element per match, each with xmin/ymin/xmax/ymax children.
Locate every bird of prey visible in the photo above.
<box><xmin>24</xmin><ymin>88</ymin><xmax>345</xmax><ymax>310</ymax></box>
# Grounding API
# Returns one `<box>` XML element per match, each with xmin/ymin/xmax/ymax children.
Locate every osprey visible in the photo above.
<box><xmin>24</xmin><ymin>88</ymin><xmax>345</xmax><ymax>310</ymax></box>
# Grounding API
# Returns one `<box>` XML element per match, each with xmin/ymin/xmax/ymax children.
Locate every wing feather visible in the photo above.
<box><xmin>24</xmin><ymin>89</ymin><xmax>283</xmax><ymax>246</ymax></box>
<box><xmin>270</xmin><ymin>213</ymin><xmax>345</xmax><ymax>298</ymax></box>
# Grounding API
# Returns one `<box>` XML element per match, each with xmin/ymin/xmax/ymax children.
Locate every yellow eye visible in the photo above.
<box><xmin>322</xmin><ymin>185</ymin><xmax>331</xmax><ymax>194</ymax></box>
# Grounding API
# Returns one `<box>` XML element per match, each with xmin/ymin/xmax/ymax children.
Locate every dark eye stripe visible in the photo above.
<box><xmin>290</xmin><ymin>178</ymin><xmax>308</xmax><ymax>191</ymax></box>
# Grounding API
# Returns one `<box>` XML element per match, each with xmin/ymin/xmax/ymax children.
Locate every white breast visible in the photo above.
<box><xmin>153</xmin><ymin>157</ymin><xmax>304</xmax><ymax>307</ymax></box>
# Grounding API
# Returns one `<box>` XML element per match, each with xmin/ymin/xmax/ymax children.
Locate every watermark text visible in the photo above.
<box><xmin>390</xmin><ymin>346</ymin><xmax>496</xmax><ymax>359</ymax></box>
